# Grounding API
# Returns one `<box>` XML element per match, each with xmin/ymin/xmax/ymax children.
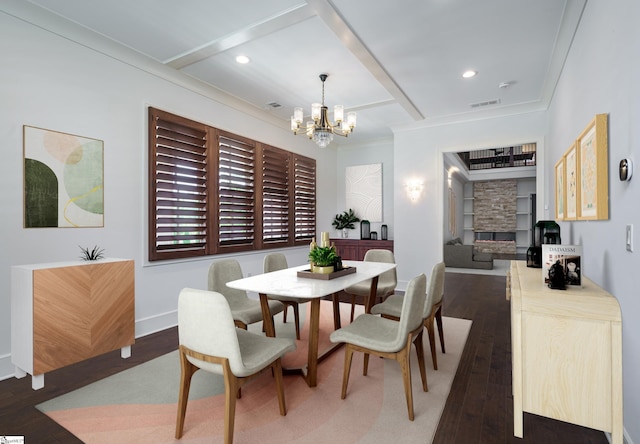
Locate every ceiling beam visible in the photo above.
<box><xmin>165</xmin><ymin>4</ymin><xmax>316</xmax><ymax>69</ymax></box>
<box><xmin>307</xmin><ymin>0</ymin><xmax>424</xmax><ymax>121</ymax></box>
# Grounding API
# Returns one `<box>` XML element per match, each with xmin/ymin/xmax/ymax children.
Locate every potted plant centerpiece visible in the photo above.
<box><xmin>332</xmin><ymin>209</ymin><xmax>360</xmax><ymax>238</ymax></box>
<box><xmin>309</xmin><ymin>245</ymin><xmax>338</xmax><ymax>274</ymax></box>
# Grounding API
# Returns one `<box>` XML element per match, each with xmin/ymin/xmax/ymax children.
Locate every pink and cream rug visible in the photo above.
<box><xmin>38</xmin><ymin>301</ymin><xmax>471</xmax><ymax>443</ymax></box>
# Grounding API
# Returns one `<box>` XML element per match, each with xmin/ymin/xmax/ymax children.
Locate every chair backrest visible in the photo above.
<box><xmin>363</xmin><ymin>249</ymin><xmax>397</xmax><ymax>288</ymax></box>
<box><xmin>178</xmin><ymin>287</ymin><xmax>243</xmax><ymax>375</ymax></box>
<box><xmin>424</xmin><ymin>262</ymin><xmax>446</xmax><ymax>317</ymax></box>
<box><xmin>264</xmin><ymin>252</ymin><xmax>288</xmax><ymax>273</ymax></box>
<box><xmin>390</xmin><ymin>273</ymin><xmax>427</xmax><ymax>350</ymax></box>
<box><xmin>208</xmin><ymin>259</ymin><xmax>249</xmax><ymax>303</ymax></box>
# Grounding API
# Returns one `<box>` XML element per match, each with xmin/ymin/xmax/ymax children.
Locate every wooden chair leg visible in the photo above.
<box><xmin>272</xmin><ymin>358</ymin><xmax>287</xmax><ymax>416</ymax></box>
<box><xmin>350</xmin><ymin>294</ymin><xmax>356</xmax><ymax>322</ymax></box>
<box><xmin>282</xmin><ymin>303</ymin><xmax>289</xmax><ymax>323</ymax></box>
<box><xmin>398</xmin><ymin>343</ymin><xmax>415</xmax><ymax>421</ymax></box>
<box><xmin>435</xmin><ymin>305</ymin><xmax>445</xmax><ymax>353</ymax></box>
<box><xmin>363</xmin><ymin>353</ymin><xmax>370</xmax><ymax>376</ymax></box>
<box><xmin>222</xmin><ymin>367</ymin><xmax>239</xmax><ymax>444</ymax></box>
<box><xmin>175</xmin><ymin>348</ymin><xmax>197</xmax><ymax>439</ymax></box>
<box><xmin>341</xmin><ymin>345</ymin><xmax>354</xmax><ymax>399</ymax></box>
<box><xmin>413</xmin><ymin>330</ymin><xmax>428</xmax><ymax>392</ymax></box>
<box><xmin>425</xmin><ymin>316</ymin><xmax>438</xmax><ymax>370</ymax></box>
<box><xmin>293</xmin><ymin>303</ymin><xmax>301</xmax><ymax>340</ymax></box>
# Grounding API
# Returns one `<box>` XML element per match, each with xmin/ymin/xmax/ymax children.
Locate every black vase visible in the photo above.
<box><xmin>360</xmin><ymin>220</ymin><xmax>370</xmax><ymax>239</ymax></box>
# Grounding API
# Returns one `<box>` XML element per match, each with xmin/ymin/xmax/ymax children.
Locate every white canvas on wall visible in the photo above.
<box><xmin>345</xmin><ymin>163</ymin><xmax>382</xmax><ymax>222</ymax></box>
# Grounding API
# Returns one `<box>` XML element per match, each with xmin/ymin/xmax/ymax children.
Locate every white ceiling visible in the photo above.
<box><xmin>15</xmin><ymin>0</ymin><xmax>586</xmax><ymax>146</ymax></box>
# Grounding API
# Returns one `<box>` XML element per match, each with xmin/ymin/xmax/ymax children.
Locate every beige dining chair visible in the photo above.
<box><xmin>371</xmin><ymin>262</ymin><xmax>446</xmax><ymax>370</ymax></box>
<box><xmin>343</xmin><ymin>249</ymin><xmax>397</xmax><ymax>321</ymax></box>
<box><xmin>263</xmin><ymin>253</ymin><xmax>306</xmax><ymax>339</ymax></box>
<box><xmin>208</xmin><ymin>259</ymin><xmax>284</xmax><ymax>330</ymax></box>
<box><xmin>175</xmin><ymin>288</ymin><xmax>296</xmax><ymax>443</ymax></box>
<box><xmin>329</xmin><ymin>273</ymin><xmax>428</xmax><ymax>421</ymax></box>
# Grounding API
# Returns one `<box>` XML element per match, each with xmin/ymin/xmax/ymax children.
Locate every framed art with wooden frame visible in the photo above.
<box><xmin>577</xmin><ymin>114</ymin><xmax>609</xmax><ymax>220</ymax></box>
<box><xmin>554</xmin><ymin>156</ymin><xmax>565</xmax><ymax>221</ymax></box>
<box><xmin>564</xmin><ymin>142</ymin><xmax>579</xmax><ymax>221</ymax></box>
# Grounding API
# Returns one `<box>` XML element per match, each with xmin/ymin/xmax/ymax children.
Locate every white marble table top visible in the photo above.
<box><xmin>226</xmin><ymin>260</ymin><xmax>396</xmax><ymax>299</ymax></box>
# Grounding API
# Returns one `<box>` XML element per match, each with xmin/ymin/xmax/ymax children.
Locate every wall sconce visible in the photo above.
<box><xmin>447</xmin><ymin>166</ymin><xmax>459</xmax><ymax>189</ymax></box>
<box><xmin>405</xmin><ymin>179</ymin><xmax>424</xmax><ymax>202</ymax></box>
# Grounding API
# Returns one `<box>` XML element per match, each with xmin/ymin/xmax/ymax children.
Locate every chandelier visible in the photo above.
<box><xmin>291</xmin><ymin>73</ymin><xmax>356</xmax><ymax>148</ymax></box>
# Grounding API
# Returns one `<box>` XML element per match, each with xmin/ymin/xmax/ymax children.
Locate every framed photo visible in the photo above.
<box><xmin>23</xmin><ymin>125</ymin><xmax>104</xmax><ymax>228</ymax></box>
<box><xmin>564</xmin><ymin>142</ymin><xmax>578</xmax><ymax>221</ymax></box>
<box><xmin>577</xmin><ymin>114</ymin><xmax>609</xmax><ymax>220</ymax></box>
<box><xmin>554</xmin><ymin>157</ymin><xmax>565</xmax><ymax>220</ymax></box>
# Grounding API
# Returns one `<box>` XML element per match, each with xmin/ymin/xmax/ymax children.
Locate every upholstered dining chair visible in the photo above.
<box><xmin>371</xmin><ymin>262</ymin><xmax>446</xmax><ymax>370</ymax></box>
<box><xmin>208</xmin><ymin>259</ymin><xmax>284</xmax><ymax>330</ymax></box>
<box><xmin>175</xmin><ymin>288</ymin><xmax>296</xmax><ymax>443</ymax></box>
<box><xmin>344</xmin><ymin>249</ymin><xmax>397</xmax><ymax>322</ymax></box>
<box><xmin>263</xmin><ymin>253</ymin><xmax>306</xmax><ymax>339</ymax></box>
<box><xmin>329</xmin><ymin>273</ymin><xmax>428</xmax><ymax>421</ymax></box>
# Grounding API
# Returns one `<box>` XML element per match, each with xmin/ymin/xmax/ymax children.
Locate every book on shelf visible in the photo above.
<box><xmin>542</xmin><ymin>244</ymin><xmax>583</xmax><ymax>288</ymax></box>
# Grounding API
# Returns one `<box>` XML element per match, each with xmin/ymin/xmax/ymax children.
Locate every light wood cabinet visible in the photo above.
<box><xmin>331</xmin><ymin>238</ymin><xmax>393</xmax><ymax>261</ymax></box>
<box><xmin>508</xmin><ymin>260</ymin><xmax>622</xmax><ymax>443</ymax></box>
<box><xmin>11</xmin><ymin>258</ymin><xmax>135</xmax><ymax>389</ymax></box>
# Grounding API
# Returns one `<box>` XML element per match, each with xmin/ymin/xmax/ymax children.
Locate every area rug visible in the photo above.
<box><xmin>38</xmin><ymin>300</ymin><xmax>471</xmax><ymax>444</ymax></box>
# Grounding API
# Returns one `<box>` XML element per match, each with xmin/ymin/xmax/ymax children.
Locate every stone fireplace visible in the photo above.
<box><xmin>473</xmin><ymin>180</ymin><xmax>517</xmax><ymax>255</ymax></box>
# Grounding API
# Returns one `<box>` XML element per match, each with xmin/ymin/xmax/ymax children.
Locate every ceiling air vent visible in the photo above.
<box><xmin>265</xmin><ymin>102</ymin><xmax>282</xmax><ymax>109</ymax></box>
<box><xmin>470</xmin><ymin>98</ymin><xmax>501</xmax><ymax>109</ymax></box>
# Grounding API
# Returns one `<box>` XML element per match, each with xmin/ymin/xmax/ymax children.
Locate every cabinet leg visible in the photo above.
<box><xmin>121</xmin><ymin>345</ymin><xmax>131</xmax><ymax>359</ymax></box>
<box><xmin>14</xmin><ymin>366</ymin><xmax>26</xmax><ymax>379</ymax></box>
<box><xmin>32</xmin><ymin>373</ymin><xmax>44</xmax><ymax>390</ymax></box>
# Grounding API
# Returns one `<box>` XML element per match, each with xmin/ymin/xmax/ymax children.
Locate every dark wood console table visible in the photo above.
<box><xmin>331</xmin><ymin>238</ymin><xmax>394</xmax><ymax>261</ymax></box>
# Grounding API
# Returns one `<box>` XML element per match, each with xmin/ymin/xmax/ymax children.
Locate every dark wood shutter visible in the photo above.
<box><xmin>148</xmin><ymin>108</ymin><xmax>209</xmax><ymax>261</ymax></box>
<box><xmin>262</xmin><ymin>145</ymin><xmax>291</xmax><ymax>246</ymax></box>
<box><xmin>217</xmin><ymin>131</ymin><xmax>256</xmax><ymax>251</ymax></box>
<box><xmin>293</xmin><ymin>154</ymin><xmax>316</xmax><ymax>244</ymax></box>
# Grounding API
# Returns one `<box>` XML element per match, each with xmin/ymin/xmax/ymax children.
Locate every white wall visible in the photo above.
<box><xmin>336</xmin><ymin>139</ymin><xmax>395</xmax><ymax>239</ymax></box>
<box><xmin>393</xmin><ymin>111</ymin><xmax>546</xmax><ymax>289</ymax></box>
<box><xmin>545</xmin><ymin>1</ymin><xmax>640</xmax><ymax>442</ymax></box>
<box><xmin>0</xmin><ymin>11</ymin><xmax>338</xmax><ymax>378</ymax></box>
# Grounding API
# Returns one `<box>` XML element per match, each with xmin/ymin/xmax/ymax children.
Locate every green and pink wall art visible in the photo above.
<box><xmin>23</xmin><ymin>126</ymin><xmax>104</xmax><ymax>228</ymax></box>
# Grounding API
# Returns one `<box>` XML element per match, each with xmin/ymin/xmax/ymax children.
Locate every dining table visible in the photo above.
<box><xmin>226</xmin><ymin>260</ymin><xmax>397</xmax><ymax>387</ymax></box>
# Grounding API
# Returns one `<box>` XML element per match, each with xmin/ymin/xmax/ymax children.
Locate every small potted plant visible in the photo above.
<box><xmin>79</xmin><ymin>245</ymin><xmax>105</xmax><ymax>261</ymax></box>
<box><xmin>308</xmin><ymin>246</ymin><xmax>338</xmax><ymax>274</ymax></box>
<box><xmin>332</xmin><ymin>209</ymin><xmax>360</xmax><ymax>238</ymax></box>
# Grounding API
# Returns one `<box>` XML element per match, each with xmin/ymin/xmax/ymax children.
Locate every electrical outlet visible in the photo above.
<box><xmin>626</xmin><ymin>224</ymin><xmax>633</xmax><ymax>252</ymax></box>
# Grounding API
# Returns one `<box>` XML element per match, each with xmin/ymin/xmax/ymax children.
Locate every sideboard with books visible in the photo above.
<box><xmin>507</xmin><ymin>260</ymin><xmax>622</xmax><ymax>443</ymax></box>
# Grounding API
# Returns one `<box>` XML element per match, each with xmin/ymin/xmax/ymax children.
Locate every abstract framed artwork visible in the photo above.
<box><xmin>564</xmin><ymin>142</ymin><xmax>579</xmax><ymax>221</ymax></box>
<box><xmin>23</xmin><ymin>125</ymin><xmax>104</xmax><ymax>228</ymax></box>
<box><xmin>577</xmin><ymin>114</ymin><xmax>609</xmax><ymax>220</ymax></box>
<box><xmin>345</xmin><ymin>163</ymin><xmax>382</xmax><ymax>222</ymax></box>
<box><xmin>554</xmin><ymin>156</ymin><xmax>565</xmax><ymax>221</ymax></box>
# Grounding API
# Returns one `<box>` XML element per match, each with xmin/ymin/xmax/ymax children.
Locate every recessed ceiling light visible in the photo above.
<box><xmin>462</xmin><ymin>70</ymin><xmax>477</xmax><ymax>79</ymax></box>
<box><xmin>235</xmin><ymin>55</ymin><xmax>250</xmax><ymax>64</ymax></box>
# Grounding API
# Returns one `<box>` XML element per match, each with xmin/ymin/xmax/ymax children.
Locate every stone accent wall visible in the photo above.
<box><xmin>473</xmin><ymin>179</ymin><xmax>517</xmax><ymax>254</ymax></box>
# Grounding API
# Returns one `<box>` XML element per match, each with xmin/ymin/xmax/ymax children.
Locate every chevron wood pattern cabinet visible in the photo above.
<box><xmin>11</xmin><ymin>258</ymin><xmax>135</xmax><ymax>389</ymax></box>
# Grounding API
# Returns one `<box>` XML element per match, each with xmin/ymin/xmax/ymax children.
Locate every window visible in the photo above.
<box><xmin>148</xmin><ymin>107</ymin><xmax>315</xmax><ymax>261</ymax></box>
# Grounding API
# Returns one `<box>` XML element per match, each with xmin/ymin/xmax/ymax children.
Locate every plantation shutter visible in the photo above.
<box><xmin>262</xmin><ymin>145</ymin><xmax>290</xmax><ymax>246</ymax></box>
<box><xmin>217</xmin><ymin>132</ymin><xmax>256</xmax><ymax>250</ymax></box>
<box><xmin>148</xmin><ymin>108</ymin><xmax>209</xmax><ymax>261</ymax></box>
<box><xmin>293</xmin><ymin>154</ymin><xmax>316</xmax><ymax>244</ymax></box>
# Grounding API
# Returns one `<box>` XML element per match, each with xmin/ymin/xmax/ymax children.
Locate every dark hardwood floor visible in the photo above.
<box><xmin>0</xmin><ymin>272</ymin><xmax>609</xmax><ymax>443</ymax></box>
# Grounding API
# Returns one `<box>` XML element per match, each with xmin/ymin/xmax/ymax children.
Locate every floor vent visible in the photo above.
<box><xmin>470</xmin><ymin>99</ymin><xmax>501</xmax><ymax>108</ymax></box>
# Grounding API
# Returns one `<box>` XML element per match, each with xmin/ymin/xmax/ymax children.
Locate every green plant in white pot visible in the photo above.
<box><xmin>332</xmin><ymin>209</ymin><xmax>360</xmax><ymax>238</ymax></box>
<box><xmin>309</xmin><ymin>246</ymin><xmax>338</xmax><ymax>274</ymax></box>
